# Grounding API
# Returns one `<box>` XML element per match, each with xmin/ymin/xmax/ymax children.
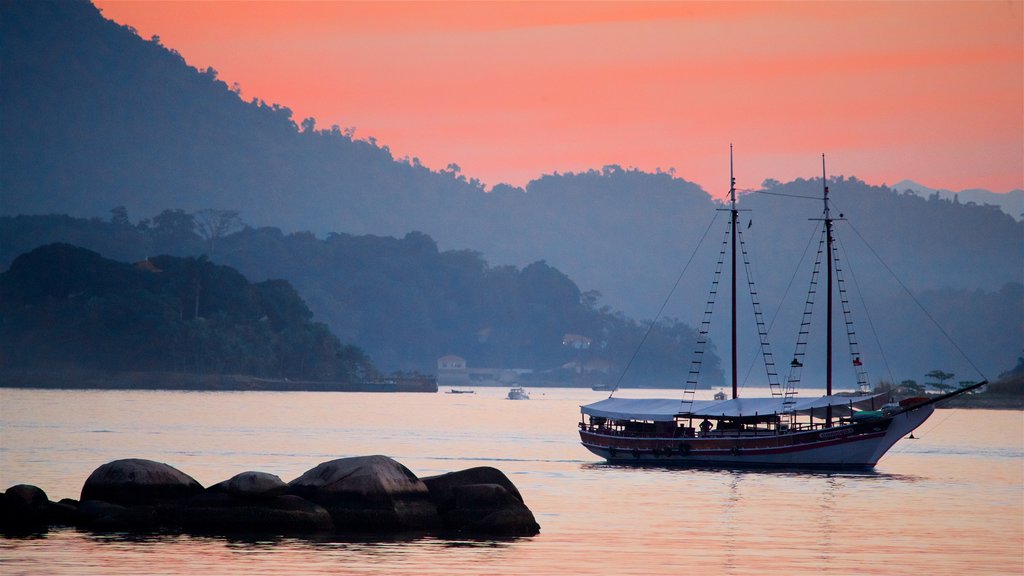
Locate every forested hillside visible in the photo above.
<box><xmin>0</xmin><ymin>244</ymin><xmax>374</xmax><ymax>382</ymax></box>
<box><xmin>0</xmin><ymin>219</ymin><xmax>718</xmax><ymax>387</ymax></box>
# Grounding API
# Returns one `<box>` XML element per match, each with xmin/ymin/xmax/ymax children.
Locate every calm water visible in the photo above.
<box><xmin>1</xmin><ymin>387</ymin><xmax>1022</xmax><ymax>575</ymax></box>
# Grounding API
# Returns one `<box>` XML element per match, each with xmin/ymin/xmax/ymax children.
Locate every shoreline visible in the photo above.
<box><xmin>1</xmin><ymin>370</ymin><xmax>1020</xmax><ymax>408</ymax></box>
<box><xmin>0</xmin><ymin>369</ymin><xmax>437</xmax><ymax>393</ymax></box>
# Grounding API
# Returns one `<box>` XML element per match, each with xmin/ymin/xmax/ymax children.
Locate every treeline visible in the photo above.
<box><xmin>0</xmin><ymin>243</ymin><xmax>373</xmax><ymax>382</ymax></box>
<box><xmin>0</xmin><ymin>216</ymin><xmax>722</xmax><ymax>387</ymax></box>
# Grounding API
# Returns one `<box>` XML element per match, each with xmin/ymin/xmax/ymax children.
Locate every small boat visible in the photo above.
<box><xmin>578</xmin><ymin>151</ymin><xmax>985</xmax><ymax>468</ymax></box>
<box><xmin>507</xmin><ymin>387</ymin><xmax>530</xmax><ymax>400</ymax></box>
<box><xmin>446</xmin><ymin>389</ymin><xmax>475</xmax><ymax>394</ymax></box>
<box><xmin>592</xmin><ymin>384</ymin><xmax>615</xmax><ymax>392</ymax></box>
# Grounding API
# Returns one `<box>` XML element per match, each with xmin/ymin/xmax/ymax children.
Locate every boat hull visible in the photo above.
<box><xmin>579</xmin><ymin>404</ymin><xmax>934</xmax><ymax>468</ymax></box>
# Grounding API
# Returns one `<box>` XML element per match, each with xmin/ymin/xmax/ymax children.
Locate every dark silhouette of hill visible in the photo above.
<box><xmin>2</xmin><ymin>1</ymin><xmax>1020</xmax><ymax>386</ymax></box>
<box><xmin>0</xmin><ymin>221</ymin><xmax>721</xmax><ymax>387</ymax></box>
<box><xmin>1</xmin><ymin>0</ymin><xmax>486</xmax><ymax>234</ymax></box>
<box><xmin>0</xmin><ymin>243</ymin><xmax>374</xmax><ymax>382</ymax></box>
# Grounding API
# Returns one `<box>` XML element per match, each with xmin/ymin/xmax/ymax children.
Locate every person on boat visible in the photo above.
<box><xmin>699</xmin><ymin>419</ymin><xmax>713</xmax><ymax>437</ymax></box>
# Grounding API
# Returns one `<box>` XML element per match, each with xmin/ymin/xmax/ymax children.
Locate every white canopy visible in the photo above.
<box><xmin>581</xmin><ymin>394</ymin><xmax>885</xmax><ymax>422</ymax></box>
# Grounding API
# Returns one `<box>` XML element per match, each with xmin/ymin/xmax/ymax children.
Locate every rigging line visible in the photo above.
<box><xmin>608</xmin><ymin>210</ymin><xmax>723</xmax><ymax>398</ymax></box>
<box><xmin>752</xmin><ymin>190</ymin><xmax>821</xmax><ymax>200</ymax></box>
<box><xmin>841</xmin><ymin>217</ymin><xmax>989</xmax><ymax>381</ymax></box>
<box><xmin>734</xmin><ymin>224</ymin><xmax>781</xmax><ymax>393</ymax></box>
<box><xmin>835</xmin><ymin>231</ymin><xmax>896</xmax><ymax>386</ymax></box>
<box><xmin>739</xmin><ymin>219</ymin><xmax>823</xmax><ymax>389</ymax></box>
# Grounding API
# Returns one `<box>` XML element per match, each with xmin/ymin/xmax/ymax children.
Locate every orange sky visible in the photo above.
<box><xmin>94</xmin><ymin>1</ymin><xmax>1023</xmax><ymax>196</ymax></box>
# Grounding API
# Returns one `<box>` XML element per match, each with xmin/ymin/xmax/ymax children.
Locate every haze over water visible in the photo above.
<box><xmin>2</xmin><ymin>387</ymin><xmax>1021</xmax><ymax>575</ymax></box>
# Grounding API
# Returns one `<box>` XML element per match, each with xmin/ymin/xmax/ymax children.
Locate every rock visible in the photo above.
<box><xmin>45</xmin><ymin>499</ymin><xmax>78</xmax><ymax>527</ymax></box>
<box><xmin>288</xmin><ymin>455</ymin><xmax>440</xmax><ymax>531</ymax></box>
<box><xmin>80</xmin><ymin>458</ymin><xmax>204</xmax><ymax>506</ymax></box>
<box><xmin>76</xmin><ymin>499</ymin><xmax>159</xmax><ymax>531</ymax></box>
<box><xmin>422</xmin><ymin>468</ymin><xmax>540</xmax><ymax>536</ymax></box>
<box><xmin>1</xmin><ymin>484</ymin><xmax>50</xmax><ymax>532</ymax></box>
<box><xmin>207</xmin><ymin>471</ymin><xmax>288</xmax><ymax>499</ymax></box>
<box><xmin>421</xmin><ymin>467</ymin><xmax>525</xmax><ymax>505</ymax></box>
<box><xmin>177</xmin><ymin>492</ymin><xmax>334</xmax><ymax>534</ymax></box>
<box><xmin>5</xmin><ymin>484</ymin><xmax>49</xmax><ymax>507</ymax></box>
<box><xmin>470</xmin><ymin>505</ymin><xmax>541</xmax><ymax>536</ymax></box>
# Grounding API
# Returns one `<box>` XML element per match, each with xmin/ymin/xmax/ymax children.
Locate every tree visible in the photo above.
<box><xmin>109</xmin><ymin>206</ymin><xmax>130</xmax><ymax>227</ymax></box>
<box><xmin>151</xmin><ymin>209</ymin><xmax>197</xmax><ymax>241</ymax></box>
<box><xmin>900</xmin><ymin>379</ymin><xmax>924</xmax><ymax>394</ymax></box>
<box><xmin>193</xmin><ymin>209</ymin><xmax>243</xmax><ymax>255</ymax></box>
<box><xmin>925</xmin><ymin>369</ymin><xmax>955</xmax><ymax>392</ymax></box>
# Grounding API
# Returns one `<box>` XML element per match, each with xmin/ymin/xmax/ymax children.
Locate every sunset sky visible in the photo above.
<box><xmin>93</xmin><ymin>1</ymin><xmax>1023</xmax><ymax>197</ymax></box>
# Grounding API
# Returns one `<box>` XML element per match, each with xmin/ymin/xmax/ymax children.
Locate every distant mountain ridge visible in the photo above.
<box><xmin>892</xmin><ymin>180</ymin><xmax>1023</xmax><ymax>221</ymax></box>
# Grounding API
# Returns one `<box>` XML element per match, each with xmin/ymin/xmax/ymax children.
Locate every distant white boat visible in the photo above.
<box><xmin>507</xmin><ymin>387</ymin><xmax>530</xmax><ymax>400</ymax></box>
<box><xmin>713</xmin><ymin>389</ymin><xmax>727</xmax><ymax>401</ymax></box>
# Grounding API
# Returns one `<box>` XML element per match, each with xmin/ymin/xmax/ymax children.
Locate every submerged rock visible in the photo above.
<box><xmin>80</xmin><ymin>458</ymin><xmax>204</xmax><ymax>506</ymax></box>
<box><xmin>207</xmin><ymin>471</ymin><xmax>288</xmax><ymax>499</ymax></box>
<box><xmin>288</xmin><ymin>455</ymin><xmax>440</xmax><ymax>531</ymax></box>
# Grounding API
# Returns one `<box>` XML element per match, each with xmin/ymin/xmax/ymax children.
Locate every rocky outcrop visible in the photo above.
<box><xmin>207</xmin><ymin>471</ymin><xmax>289</xmax><ymax>499</ymax></box>
<box><xmin>176</xmin><ymin>492</ymin><xmax>334</xmax><ymax>534</ymax></box>
<box><xmin>422</xmin><ymin>467</ymin><xmax>540</xmax><ymax>536</ymax></box>
<box><xmin>288</xmin><ymin>455</ymin><xmax>440</xmax><ymax>530</ymax></box>
<box><xmin>80</xmin><ymin>458</ymin><xmax>204</xmax><ymax>506</ymax></box>
<box><xmin>2</xmin><ymin>457</ymin><xmax>539</xmax><ymax>538</ymax></box>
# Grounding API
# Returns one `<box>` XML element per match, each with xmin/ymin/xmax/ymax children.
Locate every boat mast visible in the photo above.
<box><xmin>823</xmin><ymin>154</ymin><xmax>833</xmax><ymax>426</ymax></box>
<box><xmin>730</xmin><ymin>145</ymin><xmax>739</xmax><ymax>400</ymax></box>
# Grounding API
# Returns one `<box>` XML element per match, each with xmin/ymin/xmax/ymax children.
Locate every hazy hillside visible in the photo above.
<box><xmin>892</xmin><ymin>180</ymin><xmax>1024</xmax><ymax>221</ymax></box>
<box><xmin>0</xmin><ymin>218</ymin><xmax>721</xmax><ymax>386</ymax></box>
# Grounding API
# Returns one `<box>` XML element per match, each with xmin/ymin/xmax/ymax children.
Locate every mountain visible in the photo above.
<box><xmin>3</xmin><ymin>1</ymin><xmax>1021</xmax><ymax>384</ymax></box>
<box><xmin>0</xmin><ymin>243</ymin><xmax>374</xmax><ymax>381</ymax></box>
<box><xmin>0</xmin><ymin>220</ymin><xmax>722</xmax><ymax>387</ymax></box>
<box><xmin>892</xmin><ymin>180</ymin><xmax>1024</xmax><ymax>221</ymax></box>
<box><xmin>1</xmin><ymin>0</ymin><xmax>486</xmax><ymax>235</ymax></box>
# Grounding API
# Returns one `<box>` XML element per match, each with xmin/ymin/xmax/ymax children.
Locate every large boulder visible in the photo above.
<box><xmin>288</xmin><ymin>455</ymin><xmax>440</xmax><ymax>531</ymax></box>
<box><xmin>1</xmin><ymin>484</ymin><xmax>49</xmax><ymax>532</ymax></box>
<box><xmin>176</xmin><ymin>492</ymin><xmax>334</xmax><ymax>534</ymax></box>
<box><xmin>80</xmin><ymin>459</ymin><xmax>204</xmax><ymax>506</ymax></box>
<box><xmin>421</xmin><ymin>466</ymin><xmax>525</xmax><ymax>505</ymax></box>
<box><xmin>422</xmin><ymin>467</ymin><xmax>540</xmax><ymax>536</ymax></box>
<box><xmin>207</xmin><ymin>471</ymin><xmax>289</xmax><ymax>499</ymax></box>
<box><xmin>1</xmin><ymin>485</ymin><xmax>79</xmax><ymax>532</ymax></box>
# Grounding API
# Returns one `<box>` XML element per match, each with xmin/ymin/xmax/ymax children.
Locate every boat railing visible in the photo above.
<box><xmin>580</xmin><ymin>419</ymin><xmax>855</xmax><ymax>438</ymax></box>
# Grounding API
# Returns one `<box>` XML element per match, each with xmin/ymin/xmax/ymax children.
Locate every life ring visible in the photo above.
<box><xmin>730</xmin><ymin>446</ymin><xmax>741</xmax><ymax>456</ymax></box>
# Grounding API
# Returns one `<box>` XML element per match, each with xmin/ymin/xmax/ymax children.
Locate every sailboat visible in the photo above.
<box><xmin>578</xmin><ymin>151</ymin><xmax>984</xmax><ymax>468</ymax></box>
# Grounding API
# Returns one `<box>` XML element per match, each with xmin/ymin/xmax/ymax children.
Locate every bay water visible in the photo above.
<box><xmin>1</xmin><ymin>387</ymin><xmax>1021</xmax><ymax>575</ymax></box>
